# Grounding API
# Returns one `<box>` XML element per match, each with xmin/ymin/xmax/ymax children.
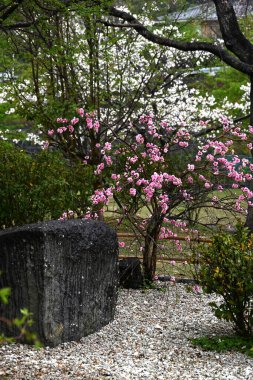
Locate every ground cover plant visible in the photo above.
<box><xmin>190</xmin><ymin>335</ymin><xmax>253</xmax><ymax>358</ymax></box>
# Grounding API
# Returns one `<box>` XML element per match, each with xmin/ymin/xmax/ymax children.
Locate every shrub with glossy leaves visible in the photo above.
<box><xmin>196</xmin><ymin>225</ymin><xmax>253</xmax><ymax>337</ymax></box>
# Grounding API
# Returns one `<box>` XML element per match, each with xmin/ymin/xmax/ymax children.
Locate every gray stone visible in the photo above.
<box><xmin>119</xmin><ymin>258</ymin><xmax>143</xmax><ymax>289</ymax></box>
<box><xmin>0</xmin><ymin>219</ymin><xmax>118</xmax><ymax>347</ymax></box>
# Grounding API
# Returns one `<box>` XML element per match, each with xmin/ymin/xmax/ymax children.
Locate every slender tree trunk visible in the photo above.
<box><xmin>143</xmin><ymin>210</ymin><xmax>163</xmax><ymax>281</ymax></box>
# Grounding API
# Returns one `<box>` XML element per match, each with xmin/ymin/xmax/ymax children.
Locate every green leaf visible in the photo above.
<box><xmin>0</xmin><ymin>287</ymin><xmax>11</xmax><ymax>304</ymax></box>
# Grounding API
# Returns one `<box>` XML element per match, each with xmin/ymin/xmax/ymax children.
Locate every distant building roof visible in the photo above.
<box><xmin>168</xmin><ymin>3</ymin><xmax>253</xmax><ymax>22</ymax></box>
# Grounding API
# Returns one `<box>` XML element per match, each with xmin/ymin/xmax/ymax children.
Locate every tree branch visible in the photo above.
<box><xmin>0</xmin><ymin>0</ymin><xmax>24</xmax><ymax>22</ymax></box>
<box><xmin>107</xmin><ymin>6</ymin><xmax>253</xmax><ymax>76</ymax></box>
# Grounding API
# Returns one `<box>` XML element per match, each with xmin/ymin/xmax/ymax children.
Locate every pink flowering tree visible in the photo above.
<box><xmin>109</xmin><ymin>118</ymin><xmax>253</xmax><ymax>280</ymax></box>
<box><xmin>46</xmin><ymin>109</ymin><xmax>253</xmax><ymax>281</ymax></box>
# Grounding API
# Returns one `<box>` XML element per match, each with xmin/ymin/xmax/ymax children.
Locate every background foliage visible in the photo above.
<box><xmin>0</xmin><ymin>142</ymin><xmax>93</xmax><ymax>229</ymax></box>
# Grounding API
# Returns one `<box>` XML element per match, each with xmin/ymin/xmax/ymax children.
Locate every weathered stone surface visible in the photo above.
<box><xmin>119</xmin><ymin>258</ymin><xmax>143</xmax><ymax>289</ymax></box>
<box><xmin>0</xmin><ymin>219</ymin><xmax>118</xmax><ymax>346</ymax></box>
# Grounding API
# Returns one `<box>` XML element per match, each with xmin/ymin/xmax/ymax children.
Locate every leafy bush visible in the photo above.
<box><xmin>0</xmin><ymin>142</ymin><xmax>93</xmax><ymax>228</ymax></box>
<box><xmin>195</xmin><ymin>225</ymin><xmax>253</xmax><ymax>337</ymax></box>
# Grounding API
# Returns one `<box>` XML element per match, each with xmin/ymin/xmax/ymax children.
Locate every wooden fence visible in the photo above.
<box><xmin>117</xmin><ymin>232</ymin><xmax>212</xmax><ymax>263</ymax></box>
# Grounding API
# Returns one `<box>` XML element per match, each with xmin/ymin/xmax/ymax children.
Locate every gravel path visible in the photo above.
<box><xmin>0</xmin><ymin>284</ymin><xmax>253</xmax><ymax>380</ymax></box>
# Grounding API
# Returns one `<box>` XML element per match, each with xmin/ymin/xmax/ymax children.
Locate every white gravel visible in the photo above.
<box><xmin>0</xmin><ymin>284</ymin><xmax>253</xmax><ymax>380</ymax></box>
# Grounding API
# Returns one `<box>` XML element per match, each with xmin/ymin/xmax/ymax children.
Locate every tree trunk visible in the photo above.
<box><xmin>143</xmin><ymin>211</ymin><xmax>162</xmax><ymax>282</ymax></box>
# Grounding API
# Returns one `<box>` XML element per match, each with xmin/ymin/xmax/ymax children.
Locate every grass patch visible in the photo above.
<box><xmin>190</xmin><ymin>336</ymin><xmax>253</xmax><ymax>358</ymax></box>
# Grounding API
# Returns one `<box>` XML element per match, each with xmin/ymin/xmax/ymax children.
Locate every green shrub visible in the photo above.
<box><xmin>195</xmin><ymin>225</ymin><xmax>253</xmax><ymax>337</ymax></box>
<box><xmin>0</xmin><ymin>142</ymin><xmax>94</xmax><ymax>228</ymax></box>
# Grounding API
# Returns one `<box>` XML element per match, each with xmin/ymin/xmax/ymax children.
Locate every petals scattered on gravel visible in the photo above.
<box><xmin>0</xmin><ymin>284</ymin><xmax>252</xmax><ymax>379</ymax></box>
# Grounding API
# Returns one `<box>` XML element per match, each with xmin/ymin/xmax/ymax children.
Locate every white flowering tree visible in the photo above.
<box><xmin>0</xmin><ymin>5</ymin><xmax>249</xmax><ymax>143</ymax></box>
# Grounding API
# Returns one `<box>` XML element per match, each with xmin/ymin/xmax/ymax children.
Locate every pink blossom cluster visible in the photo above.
<box><xmin>91</xmin><ymin>188</ymin><xmax>113</xmax><ymax>205</ymax></box>
<box><xmin>46</xmin><ymin>109</ymin><xmax>101</xmax><ymax>146</ymax></box>
<box><xmin>57</xmin><ymin>117</ymin><xmax>68</xmax><ymax>123</ymax></box>
<box><xmin>59</xmin><ymin>210</ymin><xmax>75</xmax><ymax>220</ymax></box>
<box><xmin>58</xmin><ymin>208</ymin><xmax>99</xmax><ymax>221</ymax></box>
<box><xmin>86</xmin><ymin>115</ymin><xmax>100</xmax><ymax>132</ymax></box>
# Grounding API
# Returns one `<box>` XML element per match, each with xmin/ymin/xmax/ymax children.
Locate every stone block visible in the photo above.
<box><xmin>119</xmin><ymin>258</ymin><xmax>143</xmax><ymax>289</ymax></box>
<box><xmin>0</xmin><ymin>219</ymin><xmax>118</xmax><ymax>346</ymax></box>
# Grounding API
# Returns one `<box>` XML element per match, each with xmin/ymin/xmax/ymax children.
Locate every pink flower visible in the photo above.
<box><xmin>95</xmin><ymin>163</ymin><xmax>104</xmax><ymax>175</ymax></box>
<box><xmin>111</xmin><ymin>173</ymin><xmax>120</xmax><ymax>180</ymax></box>
<box><xmin>76</xmin><ymin>108</ymin><xmax>84</xmax><ymax>117</ymax></box>
<box><xmin>119</xmin><ymin>242</ymin><xmax>125</xmax><ymax>248</ymax></box>
<box><xmin>179</xmin><ymin>141</ymin><xmax>188</xmax><ymax>148</ymax></box>
<box><xmin>71</xmin><ymin>117</ymin><xmax>79</xmax><ymax>125</ymax></box>
<box><xmin>136</xmin><ymin>134</ymin><xmax>144</xmax><ymax>144</ymax></box>
<box><xmin>206</xmin><ymin>154</ymin><xmax>214</xmax><ymax>162</ymax></box>
<box><xmin>130</xmin><ymin>188</ymin><xmax>136</xmax><ymax>196</ymax></box>
<box><xmin>104</xmin><ymin>142</ymin><xmax>112</xmax><ymax>151</ymax></box>
<box><xmin>86</xmin><ymin>116</ymin><xmax>93</xmax><ymax>129</ymax></box>
<box><xmin>104</xmin><ymin>155</ymin><xmax>112</xmax><ymax>166</ymax></box>
<box><xmin>193</xmin><ymin>284</ymin><xmax>201</xmax><ymax>294</ymax></box>
<box><xmin>187</xmin><ymin>164</ymin><xmax>195</xmax><ymax>171</ymax></box>
<box><xmin>56</xmin><ymin>117</ymin><xmax>68</xmax><ymax>123</ymax></box>
<box><xmin>48</xmin><ymin>129</ymin><xmax>54</xmax><ymax>136</ymax></box>
<box><xmin>68</xmin><ymin>125</ymin><xmax>74</xmax><ymax>133</ymax></box>
<box><xmin>94</xmin><ymin>121</ymin><xmax>100</xmax><ymax>132</ymax></box>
